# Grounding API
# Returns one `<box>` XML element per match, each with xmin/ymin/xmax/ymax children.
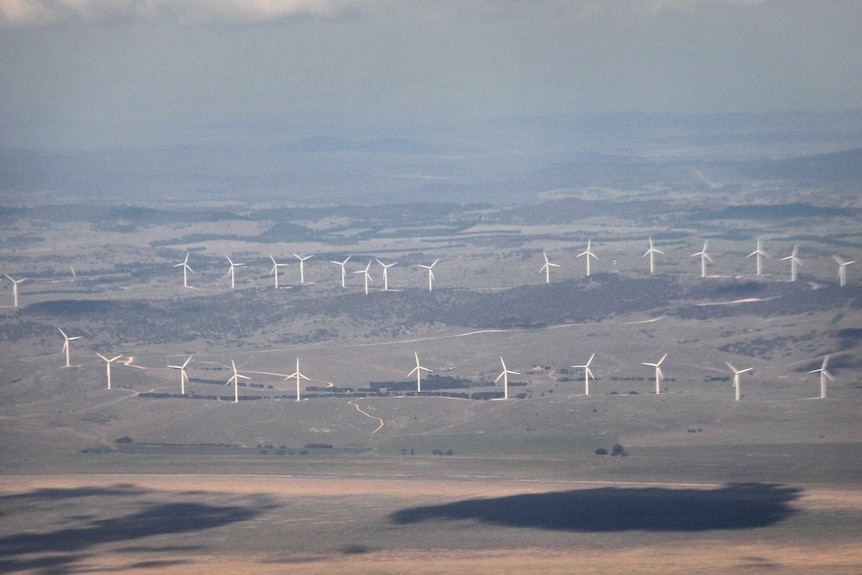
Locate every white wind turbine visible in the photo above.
<box><xmin>174</xmin><ymin>252</ymin><xmax>194</xmax><ymax>288</ymax></box>
<box><xmin>572</xmin><ymin>353</ymin><xmax>596</xmax><ymax>396</ymax></box>
<box><xmin>417</xmin><ymin>259</ymin><xmax>439</xmax><ymax>292</ymax></box>
<box><xmin>225</xmin><ymin>255</ymin><xmax>244</xmax><ymax>289</ymax></box>
<box><xmin>376</xmin><ymin>259</ymin><xmax>398</xmax><ymax>291</ymax></box>
<box><xmin>642</xmin><ymin>237</ymin><xmax>664</xmax><ymax>275</ymax></box>
<box><xmin>168</xmin><ymin>355</ymin><xmax>193</xmax><ymax>395</ymax></box>
<box><xmin>747</xmin><ymin>237</ymin><xmax>770</xmax><ymax>276</ymax></box>
<box><xmin>539</xmin><ymin>251</ymin><xmax>560</xmax><ymax>284</ymax></box>
<box><xmin>495</xmin><ymin>356</ymin><xmax>520</xmax><ymax>400</ymax></box>
<box><xmin>408</xmin><ymin>351</ymin><xmax>432</xmax><ymax>393</ymax></box>
<box><xmin>780</xmin><ymin>244</ymin><xmax>802</xmax><ymax>282</ymax></box>
<box><xmin>58</xmin><ymin>328</ymin><xmax>82</xmax><ymax>368</ymax></box>
<box><xmin>642</xmin><ymin>353</ymin><xmax>668</xmax><ymax>395</ymax></box>
<box><xmin>808</xmin><ymin>355</ymin><xmax>834</xmax><ymax>399</ymax></box>
<box><xmin>269</xmin><ymin>255</ymin><xmax>288</xmax><ymax>289</ymax></box>
<box><xmin>96</xmin><ymin>353</ymin><xmax>123</xmax><ymax>390</ymax></box>
<box><xmin>4</xmin><ymin>274</ymin><xmax>27</xmax><ymax>307</ymax></box>
<box><xmin>226</xmin><ymin>360</ymin><xmax>250</xmax><ymax>404</ymax></box>
<box><xmin>292</xmin><ymin>253</ymin><xmax>313</xmax><ymax>285</ymax></box>
<box><xmin>354</xmin><ymin>260</ymin><xmax>374</xmax><ymax>294</ymax></box>
<box><xmin>691</xmin><ymin>241</ymin><xmax>713</xmax><ymax>278</ymax></box>
<box><xmin>833</xmin><ymin>255</ymin><xmax>856</xmax><ymax>287</ymax></box>
<box><xmin>577</xmin><ymin>239</ymin><xmax>598</xmax><ymax>277</ymax></box>
<box><xmin>329</xmin><ymin>255</ymin><xmax>352</xmax><ymax>288</ymax></box>
<box><xmin>725</xmin><ymin>362</ymin><xmax>752</xmax><ymax>402</ymax></box>
<box><xmin>285</xmin><ymin>357</ymin><xmax>310</xmax><ymax>401</ymax></box>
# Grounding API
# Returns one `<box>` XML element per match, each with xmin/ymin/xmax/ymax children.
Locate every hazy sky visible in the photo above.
<box><xmin>1</xmin><ymin>0</ymin><xmax>861</xmax><ymax>149</ymax></box>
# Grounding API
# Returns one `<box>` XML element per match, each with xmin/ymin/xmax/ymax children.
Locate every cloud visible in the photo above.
<box><xmin>0</xmin><ymin>0</ymin><xmax>361</xmax><ymax>28</ymax></box>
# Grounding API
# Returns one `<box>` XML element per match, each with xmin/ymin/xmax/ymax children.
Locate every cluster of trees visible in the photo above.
<box><xmin>594</xmin><ymin>443</ymin><xmax>628</xmax><ymax>456</ymax></box>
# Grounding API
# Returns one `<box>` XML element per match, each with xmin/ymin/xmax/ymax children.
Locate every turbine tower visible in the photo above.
<box><xmin>174</xmin><ymin>252</ymin><xmax>194</xmax><ymax>288</ymax></box>
<box><xmin>642</xmin><ymin>237</ymin><xmax>664</xmax><ymax>275</ymax></box>
<box><xmin>269</xmin><ymin>255</ymin><xmax>288</xmax><ymax>289</ymax></box>
<box><xmin>808</xmin><ymin>355</ymin><xmax>834</xmax><ymax>399</ymax></box>
<box><xmin>642</xmin><ymin>353</ymin><xmax>668</xmax><ymax>395</ymax></box>
<box><xmin>539</xmin><ymin>251</ymin><xmax>560</xmax><ymax>284</ymax></box>
<box><xmin>285</xmin><ymin>357</ymin><xmax>310</xmax><ymax>401</ymax></box>
<box><xmin>495</xmin><ymin>356</ymin><xmax>520</xmax><ymax>400</ymax></box>
<box><xmin>354</xmin><ymin>260</ymin><xmax>374</xmax><ymax>294</ymax></box>
<box><xmin>376</xmin><ymin>259</ymin><xmax>397</xmax><ymax>291</ymax></box>
<box><xmin>572</xmin><ymin>353</ymin><xmax>596</xmax><ymax>396</ymax></box>
<box><xmin>691</xmin><ymin>241</ymin><xmax>713</xmax><ymax>278</ymax></box>
<box><xmin>225</xmin><ymin>255</ymin><xmax>244</xmax><ymax>289</ymax></box>
<box><xmin>417</xmin><ymin>259</ymin><xmax>439</xmax><ymax>292</ymax></box>
<box><xmin>747</xmin><ymin>237</ymin><xmax>770</xmax><ymax>276</ymax></box>
<box><xmin>292</xmin><ymin>253</ymin><xmax>313</xmax><ymax>285</ymax></box>
<box><xmin>577</xmin><ymin>239</ymin><xmax>598</xmax><ymax>277</ymax></box>
<box><xmin>4</xmin><ymin>274</ymin><xmax>27</xmax><ymax>307</ymax></box>
<box><xmin>833</xmin><ymin>255</ymin><xmax>856</xmax><ymax>287</ymax></box>
<box><xmin>725</xmin><ymin>362</ymin><xmax>752</xmax><ymax>402</ymax></box>
<box><xmin>58</xmin><ymin>328</ymin><xmax>82</xmax><ymax>368</ymax></box>
<box><xmin>780</xmin><ymin>244</ymin><xmax>802</xmax><ymax>282</ymax></box>
<box><xmin>408</xmin><ymin>351</ymin><xmax>432</xmax><ymax>393</ymax></box>
<box><xmin>226</xmin><ymin>360</ymin><xmax>250</xmax><ymax>404</ymax></box>
<box><xmin>168</xmin><ymin>355</ymin><xmax>193</xmax><ymax>395</ymax></box>
<box><xmin>329</xmin><ymin>256</ymin><xmax>352</xmax><ymax>288</ymax></box>
<box><xmin>96</xmin><ymin>353</ymin><xmax>123</xmax><ymax>390</ymax></box>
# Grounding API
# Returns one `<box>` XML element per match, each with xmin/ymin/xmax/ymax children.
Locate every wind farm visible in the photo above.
<box><xmin>1</xmin><ymin>132</ymin><xmax>862</xmax><ymax>575</ymax></box>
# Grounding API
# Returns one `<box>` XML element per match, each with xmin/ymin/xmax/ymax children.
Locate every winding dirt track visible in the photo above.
<box><xmin>348</xmin><ymin>399</ymin><xmax>385</xmax><ymax>433</ymax></box>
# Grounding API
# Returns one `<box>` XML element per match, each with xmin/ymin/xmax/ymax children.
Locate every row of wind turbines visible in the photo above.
<box><xmin>174</xmin><ymin>237</ymin><xmax>853</xmax><ymax>292</ymax></box>
<box><xmin>2</xmin><ymin>238</ymin><xmax>856</xmax><ymax>308</ymax></box>
<box><xmin>175</xmin><ymin>252</ymin><xmax>439</xmax><ymax>294</ymax></box>
<box><xmin>59</xmin><ymin>327</ymin><xmax>839</xmax><ymax>403</ymax></box>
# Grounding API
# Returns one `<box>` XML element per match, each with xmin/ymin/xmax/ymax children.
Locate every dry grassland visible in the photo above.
<box><xmin>1</xmin><ymin>474</ymin><xmax>860</xmax><ymax>575</ymax></box>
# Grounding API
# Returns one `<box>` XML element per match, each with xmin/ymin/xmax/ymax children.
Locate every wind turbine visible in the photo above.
<box><xmin>408</xmin><ymin>351</ymin><xmax>432</xmax><ymax>393</ymax></box>
<box><xmin>808</xmin><ymin>355</ymin><xmax>834</xmax><ymax>399</ymax></box>
<box><xmin>725</xmin><ymin>362</ymin><xmax>752</xmax><ymax>402</ymax></box>
<box><xmin>495</xmin><ymin>356</ymin><xmax>520</xmax><ymax>400</ymax></box>
<box><xmin>174</xmin><ymin>252</ymin><xmax>194</xmax><ymax>288</ymax></box>
<box><xmin>577</xmin><ymin>239</ymin><xmax>598</xmax><ymax>277</ymax></box>
<box><xmin>539</xmin><ymin>251</ymin><xmax>560</xmax><ymax>284</ymax></box>
<box><xmin>58</xmin><ymin>328</ymin><xmax>82</xmax><ymax>368</ymax></box>
<box><xmin>96</xmin><ymin>353</ymin><xmax>123</xmax><ymax>390</ymax></box>
<box><xmin>329</xmin><ymin>256</ymin><xmax>351</xmax><ymax>288</ymax></box>
<box><xmin>780</xmin><ymin>244</ymin><xmax>802</xmax><ymax>282</ymax></box>
<box><xmin>833</xmin><ymin>255</ymin><xmax>856</xmax><ymax>287</ymax></box>
<box><xmin>354</xmin><ymin>260</ymin><xmax>374</xmax><ymax>294</ymax></box>
<box><xmin>225</xmin><ymin>255</ymin><xmax>244</xmax><ymax>289</ymax></box>
<box><xmin>747</xmin><ymin>238</ymin><xmax>770</xmax><ymax>276</ymax></box>
<box><xmin>285</xmin><ymin>357</ymin><xmax>310</xmax><ymax>401</ymax></box>
<box><xmin>168</xmin><ymin>355</ymin><xmax>193</xmax><ymax>395</ymax></box>
<box><xmin>4</xmin><ymin>274</ymin><xmax>27</xmax><ymax>307</ymax></box>
<box><xmin>642</xmin><ymin>353</ymin><xmax>668</xmax><ymax>395</ymax></box>
<box><xmin>691</xmin><ymin>241</ymin><xmax>713</xmax><ymax>278</ymax></box>
<box><xmin>417</xmin><ymin>259</ymin><xmax>438</xmax><ymax>292</ymax></box>
<box><xmin>269</xmin><ymin>255</ymin><xmax>288</xmax><ymax>289</ymax></box>
<box><xmin>572</xmin><ymin>353</ymin><xmax>596</xmax><ymax>396</ymax></box>
<box><xmin>226</xmin><ymin>360</ymin><xmax>250</xmax><ymax>404</ymax></box>
<box><xmin>642</xmin><ymin>237</ymin><xmax>664</xmax><ymax>275</ymax></box>
<box><xmin>292</xmin><ymin>253</ymin><xmax>313</xmax><ymax>285</ymax></box>
<box><xmin>376</xmin><ymin>259</ymin><xmax>397</xmax><ymax>291</ymax></box>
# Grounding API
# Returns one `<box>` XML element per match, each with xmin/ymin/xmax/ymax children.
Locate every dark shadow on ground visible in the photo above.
<box><xmin>0</xmin><ymin>486</ymin><xmax>277</xmax><ymax>574</ymax></box>
<box><xmin>391</xmin><ymin>483</ymin><xmax>800</xmax><ymax>532</ymax></box>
